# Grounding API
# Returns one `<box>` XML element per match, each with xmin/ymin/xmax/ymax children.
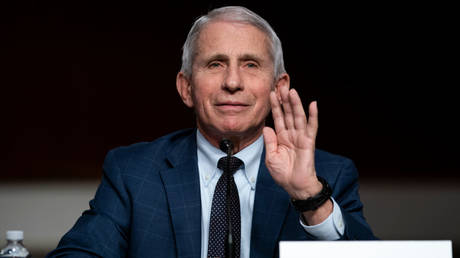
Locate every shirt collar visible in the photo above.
<box><xmin>196</xmin><ymin>129</ymin><xmax>263</xmax><ymax>189</ymax></box>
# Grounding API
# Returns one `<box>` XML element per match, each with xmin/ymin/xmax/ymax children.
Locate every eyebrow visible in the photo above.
<box><xmin>206</xmin><ymin>54</ymin><xmax>228</xmax><ymax>62</ymax></box>
<box><xmin>204</xmin><ymin>53</ymin><xmax>264</xmax><ymax>63</ymax></box>
<box><xmin>240</xmin><ymin>54</ymin><xmax>264</xmax><ymax>63</ymax></box>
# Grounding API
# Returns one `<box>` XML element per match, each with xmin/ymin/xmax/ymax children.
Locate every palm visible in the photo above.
<box><xmin>263</xmin><ymin>86</ymin><xmax>319</xmax><ymax>199</ymax></box>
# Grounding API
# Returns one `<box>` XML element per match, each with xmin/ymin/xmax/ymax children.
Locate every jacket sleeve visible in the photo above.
<box><xmin>332</xmin><ymin>158</ymin><xmax>377</xmax><ymax>240</ymax></box>
<box><xmin>47</xmin><ymin>149</ymin><xmax>131</xmax><ymax>257</ymax></box>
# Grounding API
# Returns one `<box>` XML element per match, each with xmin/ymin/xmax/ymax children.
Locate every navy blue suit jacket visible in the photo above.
<box><xmin>48</xmin><ymin>129</ymin><xmax>376</xmax><ymax>258</ymax></box>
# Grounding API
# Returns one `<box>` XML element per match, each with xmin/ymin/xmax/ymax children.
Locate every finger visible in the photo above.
<box><xmin>289</xmin><ymin>89</ymin><xmax>308</xmax><ymax>130</ymax></box>
<box><xmin>280</xmin><ymin>85</ymin><xmax>295</xmax><ymax>130</ymax></box>
<box><xmin>306</xmin><ymin>101</ymin><xmax>319</xmax><ymax>138</ymax></box>
<box><xmin>270</xmin><ymin>91</ymin><xmax>286</xmax><ymax>133</ymax></box>
<box><xmin>263</xmin><ymin>126</ymin><xmax>278</xmax><ymax>157</ymax></box>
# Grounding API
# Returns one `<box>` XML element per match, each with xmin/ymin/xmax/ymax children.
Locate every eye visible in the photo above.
<box><xmin>208</xmin><ymin>62</ymin><xmax>222</xmax><ymax>69</ymax></box>
<box><xmin>245</xmin><ymin>62</ymin><xmax>258</xmax><ymax>68</ymax></box>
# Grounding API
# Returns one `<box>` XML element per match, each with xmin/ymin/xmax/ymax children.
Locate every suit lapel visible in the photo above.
<box><xmin>159</xmin><ymin>131</ymin><xmax>202</xmax><ymax>258</ymax></box>
<box><xmin>250</xmin><ymin>150</ymin><xmax>291</xmax><ymax>258</ymax></box>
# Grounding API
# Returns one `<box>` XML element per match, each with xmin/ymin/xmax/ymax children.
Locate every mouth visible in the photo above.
<box><xmin>215</xmin><ymin>102</ymin><xmax>250</xmax><ymax>111</ymax></box>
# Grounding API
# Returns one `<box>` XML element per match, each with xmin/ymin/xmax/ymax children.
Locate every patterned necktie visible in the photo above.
<box><xmin>207</xmin><ymin>156</ymin><xmax>243</xmax><ymax>258</ymax></box>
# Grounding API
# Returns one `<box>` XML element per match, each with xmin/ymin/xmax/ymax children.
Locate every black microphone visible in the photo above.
<box><xmin>219</xmin><ymin>138</ymin><xmax>233</xmax><ymax>157</ymax></box>
<box><xmin>219</xmin><ymin>138</ymin><xmax>235</xmax><ymax>258</ymax></box>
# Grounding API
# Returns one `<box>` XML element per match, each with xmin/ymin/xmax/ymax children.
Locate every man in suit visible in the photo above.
<box><xmin>48</xmin><ymin>6</ymin><xmax>376</xmax><ymax>258</ymax></box>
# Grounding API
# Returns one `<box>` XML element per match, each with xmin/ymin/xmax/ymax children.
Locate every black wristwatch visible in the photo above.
<box><xmin>291</xmin><ymin>176</ymin><xmax>332</xmax><ymax>212</ymax></box>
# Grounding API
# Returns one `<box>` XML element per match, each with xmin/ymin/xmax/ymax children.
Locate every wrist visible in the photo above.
<box><xmin>301</xmin><ymin>199</ymin><xmax>333</xmax><ymax>226</ymax></box>
<box><xmin>290</xmin><ymin>176</ymin><xmax>332</xmax><ymax>212</ymax></box>
<box><xmin>290</xmin><ymin>177</ymin><xmax>323</xmax><ymax>200</ymax></box>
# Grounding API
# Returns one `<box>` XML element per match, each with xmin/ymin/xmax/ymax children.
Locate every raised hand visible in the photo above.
<box><xmin>263</xmin><ymin>84</ymin><xmax>321</xmax><ymax>200</ymax></box>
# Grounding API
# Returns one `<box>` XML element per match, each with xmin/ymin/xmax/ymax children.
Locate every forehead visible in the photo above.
<box><xmin>196</xmin><ymin>21</ymin><xmax>272</xmax><ymax>60</ymax></box>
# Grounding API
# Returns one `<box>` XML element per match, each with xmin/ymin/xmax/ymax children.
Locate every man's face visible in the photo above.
<box><xmin>178</xmin><ymin>21</ymin><xmax>278</xmax><ymax>143</ymax></box>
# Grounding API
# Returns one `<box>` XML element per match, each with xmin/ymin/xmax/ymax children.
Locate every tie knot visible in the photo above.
<box><xmin>217</xmin><ymin>156</ymin><xmax>243</xmax><ymax>175</ymax></box>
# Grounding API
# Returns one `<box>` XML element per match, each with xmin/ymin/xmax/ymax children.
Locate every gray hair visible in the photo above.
<box><xmin>180</xmin><ymin>6</ymin><xmax>286</xmax><ymax>79</ymax></box>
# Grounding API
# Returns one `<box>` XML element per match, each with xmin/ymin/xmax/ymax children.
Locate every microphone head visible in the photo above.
<box><xmin>219</xmin><ymin>138</ymin><xmax>233</xmax><ymax>155</ymax></box>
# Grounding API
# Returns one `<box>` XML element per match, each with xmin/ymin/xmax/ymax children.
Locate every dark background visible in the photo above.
<box><xmin>1</xmin><ymin>1</ymin><xmax>458</xmax><ymax>181</ymax></box>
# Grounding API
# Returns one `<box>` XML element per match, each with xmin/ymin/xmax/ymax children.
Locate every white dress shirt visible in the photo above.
<box><xmin>196</xmin><ymin>130</ymin><xmax>344</xmax><ymax>258</ymax></box>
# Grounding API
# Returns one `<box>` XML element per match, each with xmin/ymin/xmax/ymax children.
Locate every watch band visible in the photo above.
<box><xmin>291</xmin><ymin>176</ymin><xmax>332</xmax><ymax>212</ymax></box>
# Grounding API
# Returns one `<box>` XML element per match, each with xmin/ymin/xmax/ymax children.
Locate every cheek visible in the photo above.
<box><xmin>253</xmin><ymin>89</ymin><xmax>273</xmax><ymax>116</ymax></box>
<box><xmin>262</xmin><ymin>87</ymin><xmax>274</xmax><ymax>111</ymax></box>
<box><xmin>191</xmin><ymin>75</ymin><xmax>217</xmax><ymax>99</ymax></box>
<box><xmin>257</xmin><ymin>84</ymin><xmax>274</xmax><ymax>103</ymax></box>
<box><xmin>192</xmin><ymin>87</ymin><xmax>209</xmax><ymax>103</ymax></box>
<box><xmin>190</xmin><ymin>86</ymin><xmax>214</xmax><ymax>116</ymax></box>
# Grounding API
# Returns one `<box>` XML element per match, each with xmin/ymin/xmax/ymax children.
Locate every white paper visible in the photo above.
<box><xmin>279</xmin><ymin>240</ymin><xmax>452</xmax><ymax>258</ymax></box>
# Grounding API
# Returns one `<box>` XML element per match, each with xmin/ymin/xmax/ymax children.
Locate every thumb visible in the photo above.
<box><xmin>263</xmin><ymin>127</ymin><xmax>278</xmax><ymax>157</ymax></box>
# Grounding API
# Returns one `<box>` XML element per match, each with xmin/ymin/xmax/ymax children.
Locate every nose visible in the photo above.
<box><xmin>222</xmin><ymin>64</ymin><xmax>243</xmax><ymax>93</ymax></box>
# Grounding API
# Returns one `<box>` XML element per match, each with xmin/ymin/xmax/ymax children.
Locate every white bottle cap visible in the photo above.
<box><xmin>6</xmin><ymin>230</ymin><xmax>24</xmax><ymax>241</ymax></box>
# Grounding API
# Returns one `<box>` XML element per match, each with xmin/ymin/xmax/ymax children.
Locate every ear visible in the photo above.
<box><xmin>176</xmin><ymin>72</ymin><xmax>194</xmax><ymax>108</ymax></box>
<box><xmin>274</xmin><ymin>73</ymin><xmax>290</xmax><ymax>102</ymax></box>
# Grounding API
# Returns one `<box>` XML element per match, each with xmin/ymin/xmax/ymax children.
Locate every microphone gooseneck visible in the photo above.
<box><xmin>219</xmin><ymin>138</ymin><xmax>235</xmax><ymax>258</ymax></box>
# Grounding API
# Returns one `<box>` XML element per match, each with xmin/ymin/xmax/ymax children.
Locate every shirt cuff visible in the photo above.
<box><xmin>299</xmin><ymin>197</ymin><xmax>345</xmax><ymax>240</ymax></box>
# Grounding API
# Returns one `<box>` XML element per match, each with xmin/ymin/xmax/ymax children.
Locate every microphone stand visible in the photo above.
<box><xmin>220</xmin><ymin>139</ymin><xmax>235</xmax><ymax>258</ymax></box>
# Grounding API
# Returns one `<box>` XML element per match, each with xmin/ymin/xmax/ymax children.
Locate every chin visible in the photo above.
<box><xmin>219</xmin><ymin>124</ymin><xmax>262</xmax><ymax>137</ymax></box>
<box><xmin>218</xmin><ymin>127</ymin><xmax>246</xmax><ymax>136</ymax></box>
<box><xmin>219</xmin><ymin>121</ymin><xmax>247</xmax><ymax>133</ymax></box>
